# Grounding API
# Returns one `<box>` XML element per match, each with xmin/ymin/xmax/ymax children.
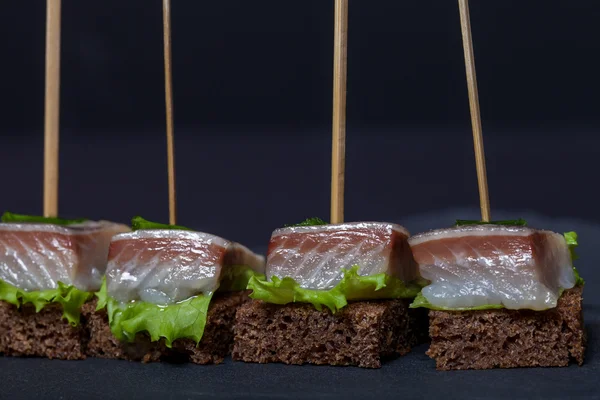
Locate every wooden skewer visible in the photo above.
<box><xmin>43</xmin><ymin>0</ymin><xmax>61</xmax><ymax>218</ymax></box>
<box><xmin>458</xmin><ymin>0</ymin><xmax>491</xmax><ymax>222</ymax></box>
<box><xmin>330</xmin><ymin>0</ymin><xmax>348</xmax><ymax>225</ymax></box>
<box><xmin>163</xmin><ymin>0</ymin><xmax>177</xmax><ymax>225</ymax></box>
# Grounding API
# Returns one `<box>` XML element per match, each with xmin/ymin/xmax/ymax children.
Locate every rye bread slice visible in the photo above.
<box><xmin>232</xmin><ymin>299</ymin><xmax>428</xmax><ymax>368</ymax></box>
<box><xmin>83</xmin><ymin>291</ymin><xmax>249</xmax><ymax>364</ymax></box>
<box><xmin>427</xmin><ymin>286</ymin><xmax>586</xmax><ymax>370</ymax></box>
<box><xmin>0</xmin><ymin>301</ymin><xmax>87</xmax><ymax>360</ymax></box>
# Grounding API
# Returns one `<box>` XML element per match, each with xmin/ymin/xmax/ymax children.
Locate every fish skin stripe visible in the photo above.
<box><xmin>272</xmin><ymin>222</ymin><xmax>410</xmax><ymax>238</ymax></box>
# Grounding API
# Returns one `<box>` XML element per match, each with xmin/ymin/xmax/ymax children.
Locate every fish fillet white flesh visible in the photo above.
<box><xmin>0</xmin><ymin>220</ymin><xmax>131</xmax><ymax>292</ymax></box>
<box><xmin>106</xmin><ymin>230</ymin><xmax>266</xmax><ymax>304</ymax></box>
<box><xmin>266</xmin><ymin>222</ymin><xmax>418</xmax><ymax>290</ymax></box>
<box><xmin>408</xmin><ymin>225</ymin><xmax>576</xmax><ymax>310</ymax></box>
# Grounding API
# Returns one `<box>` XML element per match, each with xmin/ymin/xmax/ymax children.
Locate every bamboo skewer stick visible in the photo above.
<box><xmin>330</xmin><ymin>0</ymin><xmax>348</xmax><ymax>225</ymax></box>
<box><xmin>163</xmin><ymin>0</ymin><xmax>177</xmax><ymax>225</ymax></box>
<box><xmin>43</xmin><ymin>0</ymin><xmax>61</xmax><ymax>218</ymax></box>
<box><xmin>458</xmin><ymin>0</ymin><xmax>491</xmax><ymax>222</ymax></box>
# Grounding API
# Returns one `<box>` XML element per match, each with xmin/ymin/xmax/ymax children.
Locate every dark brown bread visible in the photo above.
<box><xmin>427</xmin><ymin>286</ymin><xmax>585</xmax><ymax>370</ymax></box>
<box><xmin>232</xmin><ymin>299</ymin><xmax>427</xmax><ymax>368</ymax></box>
<box><xmin>0</xmin><ymin>301</ymin><xmax>87</xmax><ymax>360</ymax></box>
<box><xmin>83</xmin><ymin>291</ymin><xmax>249</xmax><ymax>364</ymax></box>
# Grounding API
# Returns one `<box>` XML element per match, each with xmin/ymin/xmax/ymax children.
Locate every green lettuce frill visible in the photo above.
<box><xmin>247</xmin><ymin>266</ymin><xmax>425</xmax><ymax>313</ymax></box>
<box><xmin>95</xmin><ymin>266</ymin><xmax>262</xmax><ymax>347</ymax></box>
<box><xmin>0</xmin><ymin>280</ymin><xmax>92</xmax><ymax>326</ymax></box>
<box><xmin>96</xmin><ymin>279</ymin><xmax>213</xmax><ymax>347</ymax></box>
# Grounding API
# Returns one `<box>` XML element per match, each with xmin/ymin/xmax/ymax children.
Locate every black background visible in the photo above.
<box><xmin>1</xmin><ymin>0</ymin><xmax>599</xmax><ymax>249</ymax></box>
<box><xmin>1</xmin><ymin>2</ymin><xmax>599</xmax><ymax>398</ymax></box>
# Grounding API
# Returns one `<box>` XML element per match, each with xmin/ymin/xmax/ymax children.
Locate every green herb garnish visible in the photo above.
<box><xmin>131</xmin><ymin>216</ymin><xmax>192</xmax><ymax>231</ymax></box>
<box><xmin>455</xmin><ymin>218</ymin><xmax>527</xmax><ymax>226</ymax></box>
<box><xmin>1</xmin><ymin>211</ymin><xmax>87</xmax><ymax>226</ymax></box>
<box><xmin>284</xmin><ymin>217</ymin><xmax>328</xmax><ymax>227</ymax></box>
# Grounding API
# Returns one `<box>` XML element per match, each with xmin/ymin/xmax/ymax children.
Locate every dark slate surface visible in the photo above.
<box><xmin>1</xmin><ymin>210</ymin><xmax>598</xmax><ymax>400</ymax></box>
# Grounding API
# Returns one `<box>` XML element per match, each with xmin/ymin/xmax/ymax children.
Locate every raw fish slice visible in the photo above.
<box><xmin>70</xmin><ymin>221</ymin><xmax>131</xmax><ymax>291</ymax></box>
<box><xmin>408</xmin><ymin>225</ymin><xmax>576</xmax><ymax>310</ymax></box>
<box><xmin>106</xmin><ymin>230</ymin><xmax>265</xmax><ymax>304</ymax></box>
<box><xmin>266</xmin><ymin>222</ymin><xmax>418</xmax><ymax>290</ymax></box>
<box><xmin>0</xmin><ymin>224</ymin><xmax>74</xmax><ymax>291</ymax></box>
<box><xmin>0</xmin><ymin>221</ymin><xmax>130</xmax><ymax>292</ymax></box>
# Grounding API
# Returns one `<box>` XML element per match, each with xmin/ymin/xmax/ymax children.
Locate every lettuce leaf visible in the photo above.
<box><xmin>96</xmin><ymin>278</ymin><xmax>213</xmax><ymax>347</ymax></box>
<box><xmin>95</xmin><ymin>277</ymin><xmax>109</xmax><ymax>311</ymax></box>
<box><xmin>131</xmin><ymin>216</ymin><xmax>192</xmax><ymax>231</ymax></box>
<box><xmin>1</xmin><ymin>211</ymin><xmax>87</xmax><ymax>225</ymax></box>
<box><xmin>0</xmin><ymin>279</ymin><xmax>92</xmax><ymax>326</ymax></box>
<box><xmin>94</xmin><ymin>259</ymin><xmax>263</xmax><ymax>347</ymax></box>
<box><xmin>564</xmin><ymin>231</ymin><xmax>584</xmax><ymax>285</ymax></box>
<box><xmin>565</xmin><ymin>231</ymin><xmax>579</xmax><ymax>261</ymax></box>
<box><xmin>247</xmin><ymin>266</ymin><xmax>424</xmax><ymax>313</ymax></box>
<box><xmin>248</xmin><ymin>275</ymin><xmax>347</xmax><ymax>312</ymax></box>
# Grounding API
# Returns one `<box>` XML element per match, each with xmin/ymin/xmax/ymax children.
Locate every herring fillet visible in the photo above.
<box><xmin>69</xmin><ymin>221</ymin><xmax>132</xmax><ymax>291</ymax></box>
<box><xmin>106</xmin><ymin>230</ymin><xmax>266</xmax><ymax>304</ymax></box>
<box><xmin>0</xmin><ymin>221</ymin><xmax>130</xmax><ymax>292</ymax></box>
<box><xmin>408</xmin><ymin>225</ymin><xmax>576</xmax><ymax>311</ymax></box>
<box><xmin>265</xmin><ymin>222</ymin><xmax>418</xmax><ymax>290</ymax></box>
